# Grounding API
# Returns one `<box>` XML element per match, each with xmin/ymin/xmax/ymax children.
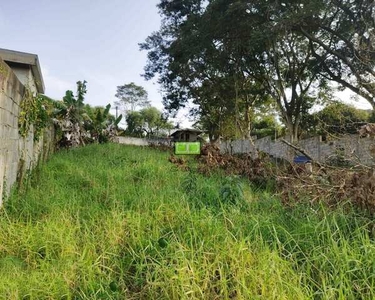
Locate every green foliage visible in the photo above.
<box><xmin>114</xmin><ymin>82</ymin><xmax>150</xmax><ymax>112</ymax></box>
<box><xmin>125</xmin><ymin>111</ymin><xmax>144</xmax><ymax>137</ymax></box>
<box><xmin>220</xmin><ymin>176</ymin><xmax>244</xmax><ymax>204</ymax></box>
<box><xmin>0</xmin><ymin>62</ymin><xmax>9</xmax><ymax>78</ymax></box>
<box><xmin>18</xmin><ymin>89</ymin><xmax>52</xmax><ymax>141</ymax></box>
<box><xmin>181</xmin><ymin>171</ymin><xmax>198</xmax><ymax>192</ymax></box>
<box><xmin>142</xmin><ymin>0</ymin><xmax>375</xmax><ymax>140</ymax></box>
<box><xmin>52</xmin><ymin>81</ymin><xmax>89</xmax><ymax>148</ymax></box>
<box><xmin>301</xmin><ymin>102</ymin><xmax>370</xmax><ymax>137</ymax></box>
<box><xmin>125</xmin><ymin>106</ymin><xmax>173</xmax><ymax>137</ymax></box>
<box><xmin>1</xmin><ymin>144</ymin><xmax>374</xmax><ymax>298</ymax></box>
<box><xmin>287</xmin><ymin>0</ymin><xmax>375</xmax><ymax>108</ymax></box>
<box><xmin>141</xmin><ymin>0</ymin><xmax>333</xmax><ymax>141</ymax></box>
<box><xmin>252</xmin><ymin>114</ymin><xmax>282</xmax><ymax>139</ymax></box>
<box><xmin>54</xmin><ymin>81</ymin><xmax>122</xmax><ymax>148</ymax></box>
<box><xmin>84</xmin><ymin>104</ymin><xmax>123</xmax><ymax>144</ymax></box>
<box><xmin>54</xmin><ymin>80</ymin><xmax>87</xmax><ymax>123</ymax></box>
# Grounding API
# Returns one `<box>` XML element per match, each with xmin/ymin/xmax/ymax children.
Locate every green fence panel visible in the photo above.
<box><xmin>175</xmin><ymin>142</ymin><xmax>201</xmax><ymax>155</ymax></box>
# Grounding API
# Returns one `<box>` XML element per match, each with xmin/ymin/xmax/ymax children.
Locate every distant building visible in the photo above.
<box><xmin>170</xmin><ymin>128</ymin><xmax>204</xmax><ymax>142</ymax></box>
<box><xmin>0</xmin><ymin>48</ymin><xmax>45</xmax><ymax>94</ymax></box>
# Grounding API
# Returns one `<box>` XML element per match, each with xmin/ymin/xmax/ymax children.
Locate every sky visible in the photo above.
<box><xmin>0</xmin><ymin>0</ymin><xmax>372</xmax><ymax>128</ymax></box>
<box><xmin>0</xmin><ymin>0</ymin><xmax>193</xmax><ymax>126</ymax></box>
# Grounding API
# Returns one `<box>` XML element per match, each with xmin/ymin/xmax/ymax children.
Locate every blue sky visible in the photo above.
<box><xmin>0</xmin><ymin>0</ymin><xmax>194</xmax><ymax>125</ymax></box>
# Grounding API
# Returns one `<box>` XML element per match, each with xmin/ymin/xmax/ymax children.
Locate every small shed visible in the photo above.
<box><xmin>170</xmin><ymin>129</ymin><xmax>204</xmax><ymax>142</ymax></box>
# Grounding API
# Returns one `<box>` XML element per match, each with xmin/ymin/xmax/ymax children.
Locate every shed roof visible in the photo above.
<box><xmin>0</xmin><ymin>48</ymin><xmax>45</xmax><ymax>93</ymax></box>
<box><xmin>170</xmin><ymin>128</ymin><xmax>204</xmax><ymax>137</ymax></box>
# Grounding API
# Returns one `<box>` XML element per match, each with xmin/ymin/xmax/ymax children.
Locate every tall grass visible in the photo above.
<box><xmin>0</xmin><ymin>144</ymin><xmax>374</xmax><ymax>299</ymax></box>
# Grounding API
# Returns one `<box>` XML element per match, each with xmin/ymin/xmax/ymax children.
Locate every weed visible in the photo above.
<box><xmin>220</xmin><ymin>176</ymin><xmax>244</xmax><ymax>204</ymax></box>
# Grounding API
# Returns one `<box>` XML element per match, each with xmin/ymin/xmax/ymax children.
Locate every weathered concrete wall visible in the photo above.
<box><xmin>220</xmin><ymin>139</ymin><xmax>259</xmax><ymax>158</ymax></box>
<box><xmin>220</xmin><ymin>134</ymin><xmax>375</xmax><ymax>166</ymax></box>
<box><xmin>0</xmin><ymin>58</ymin><xmax>54</xmax><ymax>205</ymax></box>
<box><xmin>10</xmin><ymin>65</ymin><xmax>38</xmax><ymax>94</ymax></box>
<box><xmin>116</xmin><ymin>136</ymin><xmax>171</xmax><ymax>146</ymax></box>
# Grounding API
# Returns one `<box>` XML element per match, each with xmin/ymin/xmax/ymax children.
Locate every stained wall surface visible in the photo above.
<box><xmin>0</xmin><ymin>58</ymin><xmax>54</xmax><ymax>205</ymax></box>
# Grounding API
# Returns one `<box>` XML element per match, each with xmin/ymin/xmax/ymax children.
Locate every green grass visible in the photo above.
<box><xmin>0</xmin><ymin>143</ymin><xmax>374</xmax><ymax>299</ymax></box>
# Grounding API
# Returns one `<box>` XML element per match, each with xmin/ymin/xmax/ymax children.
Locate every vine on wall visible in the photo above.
<box><xmin>18</xmin><ymin>88</ymin><xmax>51</xmax><ymax>141</ymax></box>
<box><xmin>0</xmin><ymin>62</ymin><xmax>9</xmax><ymax>78</ymax></box>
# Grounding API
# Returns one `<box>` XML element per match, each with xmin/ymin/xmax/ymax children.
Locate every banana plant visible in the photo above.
<box><xmin>53</xmin><ymin>81</ymin><xmax>89</xmax><ymax>148</ymax></box>
<box><xmin>85</xmin><ymin>104</ymin><xmax>122</xmax><ymax>143</ymax></box>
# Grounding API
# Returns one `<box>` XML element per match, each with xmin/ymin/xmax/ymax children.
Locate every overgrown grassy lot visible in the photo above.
<box><xmin>0</xmin><ymin>144</ymin><xmax>374</xmax><ymax>299</ymax></box>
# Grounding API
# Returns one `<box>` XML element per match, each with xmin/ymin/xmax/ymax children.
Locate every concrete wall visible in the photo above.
<box><xmin>10</xmin><ymin>65</ymin><xmax>38</xmax><ymax>94</ymax></box>
<box><xmin>220</xmin><ymin>135</ymin><xmax>375</xmax><ymax>166</ymax></box>
<box><xmin>172</xmin><ymin>131</ymin><xmax>200</xmax><ymax>142</ymax></box>
<box><xmin>116</xmin><ymin>136</ymin><xmax>171</xmax><ymax>146</ymax></box>
<box><xmin>0</xmin><ymin>58</ymin><xmax>54</xmax><ymax>205</ymax></box>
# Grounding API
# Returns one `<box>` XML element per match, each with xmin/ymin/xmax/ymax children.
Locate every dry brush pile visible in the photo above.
<box><xmin>168</xmin><ymin>135</ymin><xmax>375</xmax><ymax>213</ymax></box>
<box><xmin>276</xmin><ymin>165</ymin><xmax>375</xmax><ymax>213</ymax></box>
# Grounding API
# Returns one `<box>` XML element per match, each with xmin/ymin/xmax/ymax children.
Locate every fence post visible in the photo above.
<box><xmin>268</xmin><ymin>138</ymin><xmax>271</xmax><ymax>156</ymax></box>
<box><xmin>318</xmin><ymin>136</ymin><xmax>321</xmax><ymax>162</ymax></box>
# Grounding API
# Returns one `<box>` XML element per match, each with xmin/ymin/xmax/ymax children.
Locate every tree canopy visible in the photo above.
<box><xmin>114</xmin><ymin>82</ymin><xmax>150</xmax><ymax>113</ymax></box>
<box><xmin>141</xmin><ymin>0</ymin><xmax>375</xmax><ymax>141</ymax></box>
<box><xmin>301</xmin><ymin>102</ymin><xmax>370</xmax><ymax>137</ymax></box>
<box><xmin>125</xmin><ymin>107</ymin><xmax>174</xmax><ymax>138</ymax></box>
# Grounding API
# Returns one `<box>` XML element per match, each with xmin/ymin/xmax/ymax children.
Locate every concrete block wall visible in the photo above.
<box><xmin>116</xmin><ymin>136</ymin><xmax>170</xmax><ymax>146</ymax></box>
<box><xmin>220</xmin><ymin>134</ymin><xmax>375</xmax><ymax>166</ymax></box>
<box><xmin>220</xmin><ymin>139</ymin><xmax>258</xmax><ymax>157</ymax></box>
<box><xmin>0</xmin><ymin>58</ymin><xmax>54</xmax><ymax>205</ymax></box>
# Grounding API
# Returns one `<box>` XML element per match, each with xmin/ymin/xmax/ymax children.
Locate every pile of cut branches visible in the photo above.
<box><xmin>195</xmin><ymin>142</ymin><xmax>375</xmax><ymax>213</ymax></box>
<box><xmin>198</xmin><ymin>144</ymin><xmax>274</xmax><ymax>186</ymax></box>
<box><xmin>276</xmin><ymin>166</ymin><xmax>375</xmax><ymax>213</ymax></box>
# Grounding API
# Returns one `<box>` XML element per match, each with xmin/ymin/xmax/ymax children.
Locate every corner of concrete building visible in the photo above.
<box><xmin>0</xmin><ymin>55</ymin><xmax>55</xmax><ymax>205</ymax></box>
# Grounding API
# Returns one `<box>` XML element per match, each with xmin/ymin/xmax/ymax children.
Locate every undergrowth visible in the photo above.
<box><xmin>0</xmin><ymin>144</ymin><xmax>374</xmax><ymax>299</ymax></box>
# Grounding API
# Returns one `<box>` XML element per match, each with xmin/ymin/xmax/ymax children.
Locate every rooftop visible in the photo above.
<box><xmin>170</xmin><ymin>128</ymin><xmax>204</xmax><ymax>136</ymax></box>
<box><xmin>0</xmin><ymin>48</ymin><xmax>45</xmax><ymax>93</ymax></box>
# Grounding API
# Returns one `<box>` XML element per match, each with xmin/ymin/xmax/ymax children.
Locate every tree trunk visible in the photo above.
<box><xmin>286</xmin><ymin>122</ymin><xmax>299</xmax><ymax>143</ymax></box>
<box><xmin>244</xmin><ymin>105</ymin><xmax>252</xmax><ymax>139</ymax></box>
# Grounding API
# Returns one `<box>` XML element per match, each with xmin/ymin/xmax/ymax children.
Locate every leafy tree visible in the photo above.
<box><xmin>278</xmin><ymin>0</ymin><xmax>375</xmax><ymax>109</ymax></box>
<box><xmin>125</xmin><ymin>107</ymin><xmax>173</xmax><ymax>137</ymax></box>
<box><xmin>125</xmin><ymin>111</ymin><xmax>144</xmax><ymax>137</ymax></box>
<box><xmin>114</xmin><ymin>82</ymin><xmax>150</xmax><ymax>113</ymax></box>
<box><xmin>142</xmin><ymin>0</ymin><xmax>329</xmax><ymax>142</ymax></box>
<box><xmin>141</xmin><ymin>0</ymin><xmax>268</xmax><ymax>140</ymax></box>
<box><xmin>141</xmin><ymin>107</ymin><xmax>174</xmax><ymax>137</ymax></box>
<box><xmin>251</xmin><ymin>104</ymin><xmax>283</xmax><ymax>139</ymax></box>
<box><xmin>301</xmin><ymin>102</ymin><xmax>370</xmax><ymax>136</ymax></box>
